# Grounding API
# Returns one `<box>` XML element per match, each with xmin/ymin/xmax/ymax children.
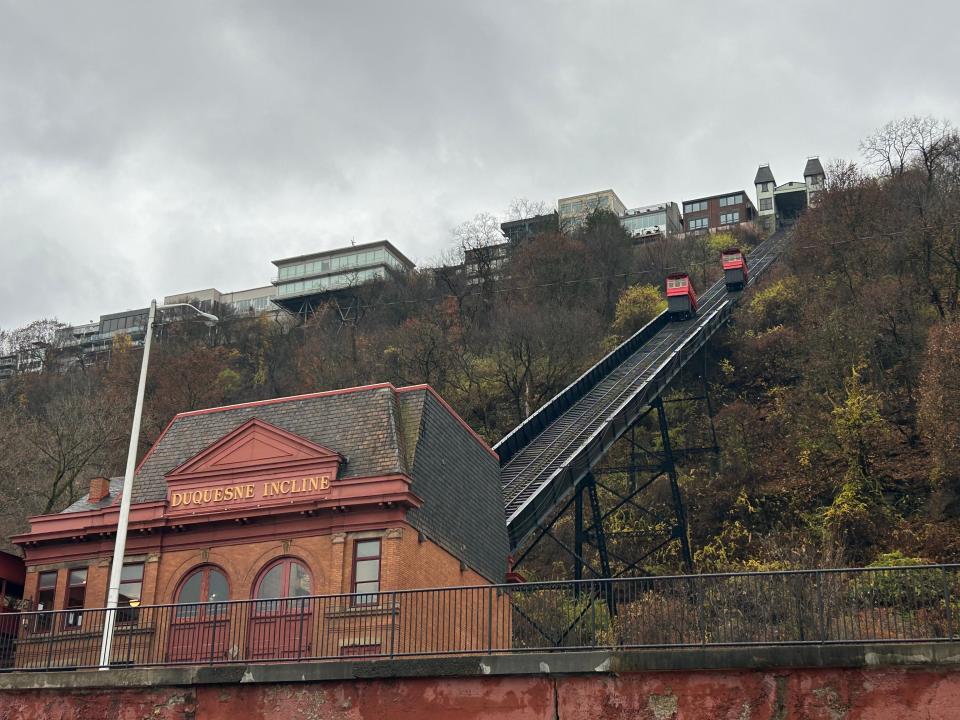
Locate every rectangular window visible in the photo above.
<box><xmin>687</xmin><ymin>217</ymin><xmax>708</xmax><ymax>230</ymax></box>
<box><xmin>759</xmin><ymin>198</ymin><xmax>773</xmax><ymax>211</ymax></box>
<box><xmin>35</xmin><ymin>571</ymin><xmax>57</xmax><ymax>632</ymax></box>
<box><xmin>64</xmin><ymin>568</ymin><xmax>87</xmax><ymax>628</ymax></box>
<box><xmin>683</xmin><ymin>201</ymin><xmax>707</xmax><ymax>214</ymax></box>
<box><xmin>720</xmin><ymin>212</ymin><xmax>740</xmax><ymax>225</ymax></box>
<box><xmin>352</xmin><ymin>539</ymin><xmax>381</xmax><ymax>606</ymax></box>
<box><xmin>117</xmin><ymin>563</ymin><xmax>144</xmax><ymax>624</ymax></box>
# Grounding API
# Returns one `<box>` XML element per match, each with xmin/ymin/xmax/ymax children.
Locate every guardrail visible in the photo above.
<box><xmin>494</xmin><ymin>228</ymin><xmax>787</xmax><ymax>467</ymax></box>
<box><xmin>1</xmin><ymin>565</ymin><xmax>956</xmax><ymax>671</ymax></box>
<box><xmin>494</xmin><ymin>311</ymin><xmax>670</xmax><ymax>466</ymax></box>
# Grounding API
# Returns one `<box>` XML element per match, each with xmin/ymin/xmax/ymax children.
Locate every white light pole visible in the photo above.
<box><xmin>99</xmin><ymin>300</ymin><xmax>218</xmax><ymax>669</ymax></box>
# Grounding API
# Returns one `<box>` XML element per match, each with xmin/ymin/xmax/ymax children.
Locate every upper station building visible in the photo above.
<box><xmin>12</xmin><ymin>382</ymin><xmax>508</xmax><ymax>666</ymax></box>
<box><xmin>754</xmin><ymin>157</ymin><xmax>826</xmax><ymax>234</ymax></box>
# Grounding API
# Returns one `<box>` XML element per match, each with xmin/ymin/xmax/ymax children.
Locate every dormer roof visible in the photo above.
<box><xmin>804</xmin><ymin>157</ymin><xmax>825</xmax><ymax>178</ymax></box>
<box><xmin>754</xmin><ymin>164</ymin><xmax>776</xmax><ymax>185</ymax></box>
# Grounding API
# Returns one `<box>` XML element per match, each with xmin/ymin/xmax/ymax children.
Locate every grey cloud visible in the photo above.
<box><xmin>1</xmin><ymin>0</ymin><xmax>958</xmax><ymax>328</ymax></box>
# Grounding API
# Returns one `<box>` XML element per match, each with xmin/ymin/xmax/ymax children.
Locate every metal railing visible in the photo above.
<box><xmin>1</xmin><ymin>564</ymin><xmax>957</xmax><ymax>671</ymax></box>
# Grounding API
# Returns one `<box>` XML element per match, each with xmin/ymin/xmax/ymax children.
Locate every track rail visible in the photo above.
<box><xmin>497</xmin><ymin>230</ymin><xmax>790</xmax><ymax>550</ymax></box>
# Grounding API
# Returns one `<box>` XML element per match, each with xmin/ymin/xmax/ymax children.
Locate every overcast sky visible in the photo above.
<box><xmin>1</xmin><ymin>1</ymin><xmax>958</xmax><ymax>329</ymax></box>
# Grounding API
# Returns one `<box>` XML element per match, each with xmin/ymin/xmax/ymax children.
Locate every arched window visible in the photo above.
<box><xmin>253</xmin><ymin>558</ymin><xmax>311</xmax><ymax>612</ymax></box>
<box><xmin>175</xmin><ymin>566</ymin><xmax>229</xmax><ymax>619</ymax></box>
<box><xmin>247</xmin><ymin>558</ymin><xmax>314</xmax><ymax>659</ymax></box>
<box><xmin>167</xmin><ymin>565</ymin><xmax>231</xmax><ymax>663</ymax></box>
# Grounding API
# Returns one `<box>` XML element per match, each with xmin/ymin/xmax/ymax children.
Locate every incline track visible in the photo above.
<box><xmin>496</xmin><ymin>230</ymin><xmax>790</xmax><ymax>550</ymax></box>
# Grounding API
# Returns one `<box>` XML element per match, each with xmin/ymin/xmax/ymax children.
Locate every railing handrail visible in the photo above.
<box><xmin>9</xmin><ymin>564</ymin><xmax>960</xmax><ymax>618</ymax></box>
<box><xmin>3</xmin><ymin>564</ymin><xmax>957</xmax><ymax>672</ymax></box>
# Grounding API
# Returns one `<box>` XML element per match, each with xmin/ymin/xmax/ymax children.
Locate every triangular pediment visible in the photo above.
<box><xmin>166</xmin><ymin>418</ymin><xmax>342</xmax><ymax>481</ymax></box>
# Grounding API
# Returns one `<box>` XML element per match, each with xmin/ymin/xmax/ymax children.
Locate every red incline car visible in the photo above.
<box><xmin>721</xmin><ymin>247</ymin><xmax>749</xmax><ymax>291</ymax></box>
<box><xmin>665</xmin><ymin>272</ymin><xmax>698</xmax><ymax>320</ymax></box>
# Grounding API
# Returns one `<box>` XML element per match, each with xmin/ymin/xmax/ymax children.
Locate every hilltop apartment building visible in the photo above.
<box><xmin>681</xmin><ymin>191</ymin><xmax>757</xmax><ymax>234</ymax></box>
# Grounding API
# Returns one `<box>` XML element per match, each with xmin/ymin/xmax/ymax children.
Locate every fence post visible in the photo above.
<box><xmin>297</xmin><ymin>598</ymin><xmax>307</xmax><ymax>661</ymax></box>
<box><xmin>816</xmin><ymin>571</ymin><xmax>827</xmax><ymax>643</ymax></box>
<box><xmin>943</xmin><ymin>566</ymin><xmax>953</xmax><ymax>640</ymax></box>
<box><xmin>697</xmin><ymin>576</ymin><xmax>706</xmax><ymax>646</ymax></box>
<box><xmin>389</xmin><ymin>591</ymin><xmax>398</xmax><ymax>658</ymax></box>
<box><xmin>126</xmin><ymin>609</ymin><xmax>134</xmax><ymax>665</ymax></box>
<box><xmin>45</xmin><ymin>617</ymin><xmax>55</xmax><ymax>670</ymax></box>
<box><xmin>487</xmin><ymin>587</ymin><xmax>494</xmax><ymax>654</ymax></box>
<box><xmin>209</xmin><ymin>606</ymin><xmax>216</xmax><ymax>665</ymax></box>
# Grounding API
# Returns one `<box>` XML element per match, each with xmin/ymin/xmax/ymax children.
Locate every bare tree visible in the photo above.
<box><xmin>452</xmin><ymin>212</ymin><xmax>507</xmax><ymax>302</ymax></box>
<box><xmin>861</xmin><ymin>115</ymin><xmax>958</xmax><ymax>181</ymax></box>
<box><xmin>0</xmin><ymin>373</ymin><xmax>126</xmax><ymax>541</ymax></box>
<box><xmin>505</xmin><ymin>197</ymin><xmax>550</xmax><ymax>221</ymax></box>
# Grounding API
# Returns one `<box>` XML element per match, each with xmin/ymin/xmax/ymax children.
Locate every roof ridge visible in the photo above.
<box><xmin>175</xmin><ymin>382</ymin><xmax>398</xmax><ymax>418</ymax></box>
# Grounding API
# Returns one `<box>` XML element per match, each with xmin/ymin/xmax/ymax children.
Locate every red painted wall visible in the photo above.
<box><xmin>2</xmin><ymin>667</ymin><xmax>960</xmax><ymax>719</ymax></box>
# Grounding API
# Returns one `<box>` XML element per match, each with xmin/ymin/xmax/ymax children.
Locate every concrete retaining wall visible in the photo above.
<box><xmin>1</xmin><ymin>643</ymin><xmax>959</xmax><ymax>719</ymax></box>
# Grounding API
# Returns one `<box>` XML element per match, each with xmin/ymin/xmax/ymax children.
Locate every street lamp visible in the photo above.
<box><xmin>98</xmin><ymin>300</ymin><xmax>218</xmax><ymax>669</ymax></box>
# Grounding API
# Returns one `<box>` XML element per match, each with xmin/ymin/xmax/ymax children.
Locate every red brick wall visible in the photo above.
<box><xmin>22</xmin><ymin>520</ymin><xmax>492</xmax><ymax>610</ymax></box>
<box><xmin>2</xmin><ymin>668</ymin><xmax>960</xmax><ymax>719</ymax></box>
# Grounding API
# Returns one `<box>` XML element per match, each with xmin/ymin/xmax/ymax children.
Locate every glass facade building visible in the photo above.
<box><xmin>620</xmin><ymin>202</ymin><xmax>682</xmax><ymax>239</ymax></box>
<box><xmin>272</xmin><ymin>241</ymin><xmax>414</xmax><ymax>309</ymax></box>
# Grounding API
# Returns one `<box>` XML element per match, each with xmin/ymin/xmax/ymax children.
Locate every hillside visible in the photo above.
<box><xmin>2</xmin><ymin>117</ymin><xmax>959</xmax><ymax>571</ymax></box>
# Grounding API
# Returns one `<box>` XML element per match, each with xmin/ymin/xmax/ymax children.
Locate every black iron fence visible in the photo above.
<box><xmin>1</xmin><ymin>564</ymin><xmax>957</xmax><ymax>671</ymax></box>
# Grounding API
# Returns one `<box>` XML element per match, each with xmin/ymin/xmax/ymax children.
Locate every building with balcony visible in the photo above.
<box><xmin>558</xmin><ymin>190</ymin><xmax>627</xmax><ymax>232</ymax></box>
<box><xmin>0</xmin><ymin>342</ymin><xmax>51</xmax><ymax>380</ymax></box>
<box><xmin>620</xmin><ymin>202</ymin><xmax>683</xmax><ymax>241</ymax></box>
<box><xmin>11</xmin><ymin>382</ymin><xmax>508</xmax><ymax>667</ymax></box>
<box><xmin>681</xmin><ymin>191</ymin><xmax>757</xmax><ymax>234</ymax></box>
<box><xmin>271</xmin><ymin>241</ymin><xmax>415</xmax><ymax>315</ymax></box>
<box><xmin>500</xmin><ymin>212</ymin><xmax>559</xmax><ymax>244</ymax></box>
<box><xmin>0</xmin><ymin>354</ymin><xmax>15</xmax><ymax>381</ymax></box>
<box><xmin>463</xmin><ymin>241</ymin><xmax>512</xmax><ymax>286</ymax></box>
<box><xmin>163</xmin><ymin>285</ymin><xmax>277</xmax><ymax>318</ymax></box>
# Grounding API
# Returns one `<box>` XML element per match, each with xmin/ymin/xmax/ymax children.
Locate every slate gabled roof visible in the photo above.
<box><xmin>804</xmin><ymin>157</ymin><xmax>825</xmax><ymax>177</ymax></box>
<box><xmin>131</xmin><ymin>384</ymin><xmax>406</xmax><ymax>504</ymax></box>
<box><xmin>58</xmin><ymin>383</ymin><xmax>509</xmax><ymax>582</ymax></box>
<box><xmin>754</xmin><ymin>164</ymin><xmax>775</xmax><ymax>185</ymax></box>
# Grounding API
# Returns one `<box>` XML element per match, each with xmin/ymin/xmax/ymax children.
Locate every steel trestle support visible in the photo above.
<box><xmin>513</xmin><ymin>393</ymin><xmax>697</xmax><ymax>584</ymax></box>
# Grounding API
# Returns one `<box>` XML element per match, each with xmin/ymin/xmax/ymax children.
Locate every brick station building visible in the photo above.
<box><xmin>11</xmin><ymin>383</ymin><xmax>510</xmax><ymax>666</ymax></box>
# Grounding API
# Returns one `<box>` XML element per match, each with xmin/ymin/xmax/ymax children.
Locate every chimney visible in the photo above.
<box><xmin>88</xmin><ymin>477</ymin><xmax>112</xmax><ymax>504</ymax></box>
